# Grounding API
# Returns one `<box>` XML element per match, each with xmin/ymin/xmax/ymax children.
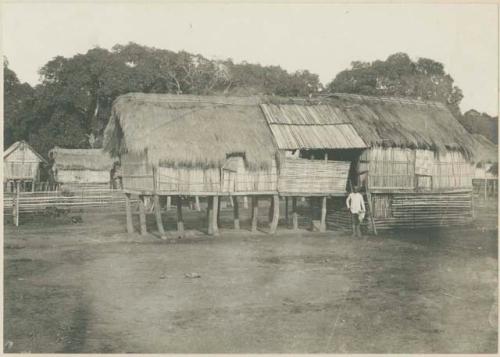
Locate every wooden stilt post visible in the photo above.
<box><xmin>251</xmin><ymin>196</ymin><xmax>258</xmax><ymax>233</ymax></box>
<box><xmin>243</xmin><ymin>196</ymin><xmax>249</xmax><ymax>209</ymax></box>
<box><xmin>484</xmin><ymin>179</ymin><xmax>487</xmax><ymax>200</ymax></box>
<box><xmin>292</xmin><ymin>197</ymin><xmax>298</xmax><ymax>230</ymax></box>
<box><xmin>366</xmin><ymin>191</ymin><xmax>377</xmax><ymax>236</ymax></box>
<box><xmin>269</xmin><ymin>194</ymin><xmax>279</xmax><ymax>234</ymax></box>
<box><xmin>212</xmin><ymin>196</ymin><xmax>219</xmax><ymax>236</ymax></box>
<box><xmin>154</xmin><ymin>195</ymin><xmax>166</xmax><ymax>239</ymax></box>
<box><xmin>217</xmin><ymin>196</ymin><xmax>221</xmax><ymax>228</ymax></box>
<box><xmin>285</xmin><ymin>197</ymin><xmax>289</xmax><ymax>226</ymax></box>
<box><xmin>176</xmin><ymin>196</ymin><xmax>184</xmax><ymax>236</ymax></box>
<box><xmin>320</xmin><ymin>196</ymin><xmax>327</xmax><ymax>232</ymax></box>
<box><xmin>207</xmin><ymin>196</ymin><xmax>214</xmax><ymax>235</ymax></box>
<box><xmin>195</xmin><ymin>196</ymin><xmax>201</xmax><ymax>211</ymax></box>
<box><xmin>233</xmin><ymin>196</ymin><xmax>240</xmax><ymax>230</ymax></box>
<box><xmin>138</xmin><ymin>195</ymin><xmax>147</xmax><ymax>235</ymax></box>
<box><xmin>125</xmin><ymin>193</ymin><xmax>134</xmax><ymax>234</ymax></box>
<box><xmin>268</xmin><ymin>196</ymin><xmax>274</xmax><ymax>225</ymax></box>
<box><xmin>166</xmin><ymin>196</ymin><xmax>171</xmax><ymax>210</ymax></box>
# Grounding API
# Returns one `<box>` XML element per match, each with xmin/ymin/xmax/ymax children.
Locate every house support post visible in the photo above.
<box><xmin>138</xmin><ymin>195</ymin><xmax>147</xmax><ymax>235</ymax></box>
<box><xmin>320</xmin><ymin>196</ymin><xmax>327</xmax><ymax>232</ymax></box>
<box><xmin>176</xmin><ymin>196</ymin><xmax>184</xmax><ymax>236</ymax></box>
<box><xmin>166</xmin><ymin>196</ymin><xmax>171</xmax><ymax>210</ymax></box>
<box><xmin>292</xmin><ymin>197</ymin><xmax>298</xmax><ymax>230</ymax></box>
<box><xmin>195</xmin><ymin>196</ymin><xmax>201</xmax><ymax>211</ymax></box>
<box><xmin>269</xmin><ymin>194</ymin><xmax>279</xmax><ymax>234</ymax></box>
<box><xmin>125</xmin><ymin>193</ymin><xmax>134</xmax><ymax>234</ymax></box>
<box><xmin>154</xmin><ymin>194</ymin><xmax>166</xmax><ymax>239</ymax></box>
<box><xmin>212</xmin><ymin>195</ymin><xmax>219</xmax><ymax>236</ymax></box>
<box><xmin>285</xmin><ymin>197</ymin><xmax>289</xmax><ymax>226</ymax></box>
<box><xmin>207</xmin><ymin>196</ymin><xmax>214</xmax><ymax>235</ymax></box>
<box><xmin>233</xmin><ymin>196</ymin><xmax>240</xmax><ymax>230</ymax></box>
<box><xmin>251</xmin><ymin>196</ymin><xmax>259</xmax><ymax>233</ymax></box>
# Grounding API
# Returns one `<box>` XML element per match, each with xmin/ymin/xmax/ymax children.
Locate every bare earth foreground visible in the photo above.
<box><xmin>4</xmin><ymin>200</ymin><xmax>498</xmax><ymax>353</ymax></box>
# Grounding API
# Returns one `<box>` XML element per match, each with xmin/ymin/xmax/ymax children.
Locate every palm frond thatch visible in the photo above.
<box><xmin>50</xmin><ymin>147</ymin><xmax>115</xmax><ymax>171</ymax></box>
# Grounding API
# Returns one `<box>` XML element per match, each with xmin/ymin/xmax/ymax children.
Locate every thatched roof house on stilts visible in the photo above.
<box><xmin>104</xmin><ymin>92</ymin><xmax>478</xmax><ymax>238</ymax></box>
<box><xmin>4</xmin><ymin>141</ymin><xmax>47</xmax><ymax>192</ymax></box>
<box><xmin>104</xmin><ymin>94</ymin><xmax>279</xmax><ymax>238</ymax></box>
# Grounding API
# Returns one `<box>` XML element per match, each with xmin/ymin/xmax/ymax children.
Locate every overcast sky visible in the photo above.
<box><xmin>2</xmin><ymin>3</ymin><xmax>498</xmax><ymax>115</ymax></box>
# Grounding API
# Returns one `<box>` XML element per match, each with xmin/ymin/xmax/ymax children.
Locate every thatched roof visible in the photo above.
<box><xmin>103</xmin><ymin>93</ymin><xmax>477</xmax><ymax>170</ymax></box>
<box><xmin>471</xmin><ymin>134</ymin><xmax>498</xmax><ymax>164</ymax></box>
<box><xmin>104</xmin><ymin>93</ymin><xmax>277</xmax><ymax>170</ymax></box>
<box><xmin>49</xmin><ymin>147</ymin><xmax>115</xmax><ymax>171</ymax></box>
<box><xmin>324</xmin><ymin>94</ymin><xmax>476</xmax><ymax>158</ymax></box>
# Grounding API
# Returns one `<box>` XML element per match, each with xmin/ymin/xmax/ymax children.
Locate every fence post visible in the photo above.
<box><xmin>13</xmin><ymin>181</ymin><xmax>20</xmax><ymax>226</ymax></box>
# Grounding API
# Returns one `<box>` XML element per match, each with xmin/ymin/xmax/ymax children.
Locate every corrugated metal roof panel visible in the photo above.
<box><xmin>268</xmin><ymin>124</ymin><xmax>367</xmax><ymax>150</ymax></box>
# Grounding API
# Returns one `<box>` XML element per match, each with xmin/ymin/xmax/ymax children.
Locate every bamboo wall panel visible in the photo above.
<box><xmin>121</xmin><ymin>152</ymin><xmax>154</xmax><ymax>192</ymax></box>
<box><xmin>158</xmin><ymin>166</ymin><xmax>220</xmax><ymax>194</ymax></box>
<box><xmin>4</xmin><ymin>162</ymin><xmax>40</xmax><ymax>181</ymax></box>
<box><xmin>56</xmin><ymin>169</ymin><xmax>110</xmax><ymax>184</ymax></box>
<box><xmin>221</xmin><ymin>157</ymin><xmax>277</xmax><ymax>194</ymax></box>
<box><xmin>371</xmin><ymin>192</ymin><xmax>473</xmax><ymax>229</ymax></box>
<box><xmin>278</xmin><ymin>158</ymin><xmax>350</xmax><ymax>194</ymax></box>
<box><xmin>361</xmin><ymin>147</ymin><xmax>473</xmax><ymax>191</ymax></box>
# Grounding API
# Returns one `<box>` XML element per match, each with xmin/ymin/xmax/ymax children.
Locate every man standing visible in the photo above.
<box><xmin>346</xmin><ymin>186</ymin><xmax>366</xmax><ymax>237</ymax></box>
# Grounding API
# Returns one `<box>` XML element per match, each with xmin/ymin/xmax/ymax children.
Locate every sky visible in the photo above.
<box><xmin>2</xmin><ymin>2</ymin><xmax>498</xmax><ymax>116</ymax></box>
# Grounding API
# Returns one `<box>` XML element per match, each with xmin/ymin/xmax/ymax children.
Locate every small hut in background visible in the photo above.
<box><xmin>4</xmin><ymin>141</ymin><xmax>47</xmax><ymax>192</ymax></box>
<box><xmin>471</xmin><ymin>134</ymin><xmax>498</xmax><ymax>198</ymax></box>
<box><xmin>49</xmin><ymin>147</ymin><xmax>115</xmax><ymax>190</ymax></box>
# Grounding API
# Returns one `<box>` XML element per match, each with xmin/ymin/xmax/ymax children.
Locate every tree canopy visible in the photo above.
<box><xmin>327</xmin><ymin>53</ymin><xmax>464</xmax><ymax>117</ymax></box>
<box><xmin>4</xmin><ymin>43</ymin><xmax>322</xmax><ymax>157</ymax></box>
<box><xmin>4</xmin><ymin>48</ymin><xmax>493</xmax><ymax>159</ymax></box>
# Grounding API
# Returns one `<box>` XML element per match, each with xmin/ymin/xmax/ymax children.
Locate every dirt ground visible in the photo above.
<box><xmin>3</xmin><ymin>198</ymin><xmax>498</xmax><ymax>353</ymax></box>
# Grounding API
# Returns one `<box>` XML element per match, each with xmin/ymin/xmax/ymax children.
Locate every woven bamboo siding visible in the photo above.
<box><xmin>278</xmin><ymin>158</ymin><xmax>350</xmax><ymax>195</ymax></box>
<box><xmin>4</xmin><ymin>162</ymin><xmax>40</xmax><ymax>181</ymax></box>
<box><xmin>157</xmin><ymin>166</ymin><xmax>220</xmax><ymax>194</ymax></box>
<box><xmin>221</xmin><ymin>156</ymin><xmax>277</xmax><ymax>194</ymax></box>
<box><xmin>363</xmin><ymin>147</ymin><xmax>415</xmax><ymax>189</ymax></box>
<box><xmin>4</xmin><ymin>142</ymin><xmax>43</xmax><ymax>181</ymax></box>
<box><xmin>371</xmin><ymin>192</ymin><xmax>473</xmax><ymax>229</ymax></box>
<box><xmin>55</xmin><ymin>169</ymin><xmax>110</xmax><ymax>184</ymax></box>
<box><xmin>361</xmin><ymin>147</ymin><xmax>473</xmax><ymax>191</ymax></box>
<box><xmin>121</xmin><ymin>152</ymin><xmax>154</xmax><ymax>192</ymax></box>
<box><xmin>432</xmin><ymin>151</ymin><xmax>473</xmax><ymax>189</ymax></box>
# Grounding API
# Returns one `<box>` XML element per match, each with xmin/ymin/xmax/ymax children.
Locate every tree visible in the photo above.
<box><xmin>4</xmin><ymin>59</ymin><xmax>36</xmax><ymax>147</ymax></box>
<box><xmin>327</xmin><ymin>53</ymin><xmax>464</xmax><ymax>117</ymax></box>
<box><xmin>459</xmin><ymin>109</ymin><xmax>498</xmax><ymax>144</ymax></box>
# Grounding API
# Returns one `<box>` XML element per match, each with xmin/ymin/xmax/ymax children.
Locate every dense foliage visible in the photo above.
<box><xmin>458</xmin><ymin>109</ymin><xmax>498</xmax><ymax>144</ymax></box>
<box><xmin>4</xmin><ymin>48</ymin><xmax>495</xmax><ymax>158</ymax></box>
<box><xmin>327</xmin><ymin>53</ymin><xmax>464</xmax><ymax>118</ymax></box>
<box><xmin>4</xmin><ymin>43</ymin><xmax>321</xmax><ymax>156</ymax></box>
